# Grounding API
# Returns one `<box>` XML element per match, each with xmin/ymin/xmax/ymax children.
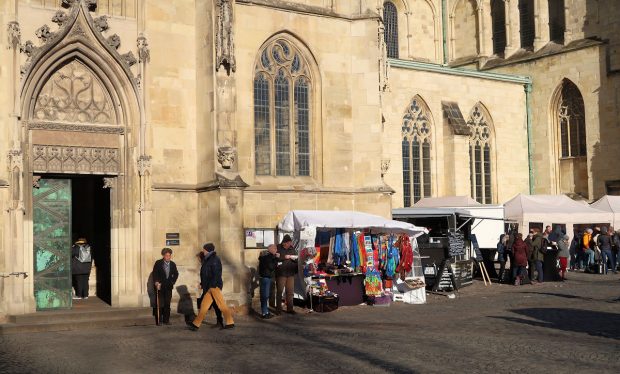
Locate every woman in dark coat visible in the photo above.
<box><xmin>71</xmin><ymin>238</ymin><xmax>93</xmax><ymax>299</ymax></box>
<box><xmin>512</xmin><ymin>233</ymin><xmax>529</xmax><ymax>286</ymax></box>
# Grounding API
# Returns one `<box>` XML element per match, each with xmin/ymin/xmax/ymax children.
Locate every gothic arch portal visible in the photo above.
<box><xmin>15</xmin><ymin>1</ymin><xmax>148</xmax><ymax>309</ymax></box>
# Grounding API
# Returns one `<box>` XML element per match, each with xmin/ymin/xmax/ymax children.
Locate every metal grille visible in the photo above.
<box><xmin>484</xmin><ymin>145</ymin><xmax>492</xmax><ymax>204</ymax></box>
<box><xmin>519</xmin><ymin>0</ymin><xmax>535</xmax><ymax>49</ymax></box>
<box><xmin>468</xmin><ymin>104</ymin><xmax>493</xmax><ymax>204</ymax></box>
<box><xmin>549</xmin><ymin>0</ymin><xmax>565</xmax><ymax>43</ymax></box>
<box><xmin>560</xmin><ymin>117</ymin><xmax>569</xmax><ymax>158</ymax></box>
<box><xmin>254</xmin><ymin>74</ymin><xmax>271</xmax><ymax>175</ymax></box>
<box><xmin>402</xmin><ymin>139</ymin><xmax>411</xmax><ymax>207</ymax></box>
<box><xmin>491</xmin><ymin>0</ymin><xmax>507</xmax><ymax>55</ymax></box>
<box><xmin>559</xmin><ymin>80</ymin><xmax>586</xmax><ymax>157</ymax></box>
<box><xmin>422</xmin><ymin>141</ymin><xmax>431</xmax><ymax>198</ymax></box>
<box><xmin>275</xmin><ymin>69</ymin><xmax>291</xmax><ymax>176</ymax></box>
<box><xmin>412</xmin><ymin>138</ymin><xmax>421</xmax><ymax>203</ymax></box>
<box><xmin>475</xmin><ymin>145</ymin><xmax>483</xmax><ymax>203</ymax></box>
<box><xmin>295</xmin><ymin>78</ymin><xmax>310</xmax><ymax>176</ymax></box>
<box><xmin>383</xmin><ymin>2</ymin><xmax>399</xmax><ymax>58</ymax></box>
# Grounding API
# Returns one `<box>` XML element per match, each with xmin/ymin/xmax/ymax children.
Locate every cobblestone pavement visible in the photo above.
<box><xmin>1</xmin><ymin>272</ymin><xmax>619</xmax><ymax>374</ymax></box>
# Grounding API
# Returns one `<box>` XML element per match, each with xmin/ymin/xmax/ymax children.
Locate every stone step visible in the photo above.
<box><xmin>9</xmin><ymin>307</ymin><xmax>152</xmax><ymax>325</ymax></box>
<box><xmin>0</xmin><ymin>315</ymin><xmax>158</xmax><ymax>334</ymax></box>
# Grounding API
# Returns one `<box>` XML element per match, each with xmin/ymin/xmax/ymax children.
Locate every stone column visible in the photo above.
<box><xmin>534</xmin><ymin>0</ymin><xmax>550</xmax><ymax>50</ymax></box>
<box><xmin>504</xmin><ymin>0</ymin><xmax>521</xmax><ymax>56</ymax></box>
<box><xmin>478</xmin><ymin>0</ymin><xmax>493</xmax><ymax>58</ymax></box>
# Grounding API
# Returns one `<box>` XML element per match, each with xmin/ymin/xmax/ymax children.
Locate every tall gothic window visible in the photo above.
<box><xmin>519</xmin><ymin>0</ymin><xmax>535</xmax><ymax>50</ymax></box>
<box><xmin>402</xmin><ymin>96</ymin><xmax>432</xmax><ymax>206</ymax></box>
<box><xmin>384</xmin><ymin>1</ymin><xmax>399</xmax><ymax>59</ymax></box>
<box><xmin>558</xmin><ymin>80</ymin><xmax>586</xmax><ymax>158</ymax></box>
<box><xmin>491</xmin><ymin>0</ymin><xmax>507</xmax><ymax>55</ymax></box>
<box><xmin>549</xmin><ymin>0</ymin><xmax>565</xmax><ymax>43</ymax></box>
<box><xmin>254</xmin><ymin>38</ymin><xmax>312</xmax><ymax>176</ymax></box>
<box><xmin>468</xmin><ymin>105</ymin><xmax>493</xmax><ymax>204</ymax></box>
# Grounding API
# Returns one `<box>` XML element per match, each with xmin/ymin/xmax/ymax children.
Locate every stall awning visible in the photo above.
<box><xmin>277</xmin><ymin>210</ymin><xmax>427</xmax><ymax>237</ymax></box>
<box><xmin>392</xmin><ymin>207</ymin><xmax>473</xmax><ymax>218</ymax></box>
<box><xmin>413</xmin><ymin>196</ymin><xmax>481</xmax><ymax>208</ymax></box>
<box><xmin>504</xmin><ymin>194</ymin><xmax>613</xmax><ymax>224</ymax></box>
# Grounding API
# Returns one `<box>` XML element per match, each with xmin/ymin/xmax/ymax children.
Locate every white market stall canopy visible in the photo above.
<box><xmin>504</xmin><ymin>194</ymin><xmax>613</xmax><ymax>226</ymax></box>
<box><xmin>278</xmin><ymin>210</ymin><xmax>427</xmax><ymax>237</ymax></box>
<box><xmin>591</xmin><ymin>195</ymin><xmax>620</xmax><ymax>228</ymax></box>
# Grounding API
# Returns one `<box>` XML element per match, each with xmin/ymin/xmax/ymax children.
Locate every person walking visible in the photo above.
<box><xmin>188</xmin><ymin>243</ymin><xmax>235</xmax><ymax>331</ymax></box>
<box><xmin>598</xmin><ymin>227</ymin><xmax>616</xmax><ymax>274</ymax></box>
<box><xmin>531</xmin><ymin>229</ymin><xmax>545</xmax><ymax>283</ymax></box>
<box><xmin>152</xmin><ymin>247</ymin><xmax>179</xmax><ymax>325</ymax></box>
<box><xmin>258</xmin><ymin>244</ymin><xmax>279</xmax><ymax>319</ymax></box>
<box><xmin>557</xmin><ymin>234</ymin><xmax>570</xmax><ymax>280</ymax></box>
<box><xmin>71</xmin><ymin>237</ymin><xmax>93</xmax><ymax>300</ymax></box>
<box><xmin>276</xmin><ymin>235</ymin><xmax>298</xmax><ymax>315</ymax></box>
<box><xmin>512</xmin><ymin>233</ymin><xmax>529</xmax><ymax>285</ymax></box>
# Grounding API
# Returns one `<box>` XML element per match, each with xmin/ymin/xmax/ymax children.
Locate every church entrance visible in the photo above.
<box><xmin>33</xmin><ymin>175</ymin><xmax>112</xmax><ymax>310</ymax></box>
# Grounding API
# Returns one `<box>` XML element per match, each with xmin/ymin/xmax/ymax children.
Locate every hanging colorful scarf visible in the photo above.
<box><xmin>350</xmin><ymin>233</ymin><xmax>360</xmax><ymax>270</ymax></box>
<box><xmin>364</xmin><ymin>269</ymin><xmax>383</xmax><ymax>297</ymax></box>
<box><xmin>378</xmin><ymin>235</ymin><xmax>388</xmax><ymax>271</ymax></box>
<box><xmin>333</xmin><ymin>229</ymin><xmax>347</xmax><ymax>266</ymax></box>
<box><xmin>358</xmin><ymin>234</ymin><xmax>367</xmax><ymax>272</ymax></box>
<box><xmin>397</xmin><ymin>235</ymin><xmax>413</xmax><ymax>278</ymax></box>
<box><xmin>386</xmin><ymin>234</ymin><xmax>399</xmax><ymax>277</ymax></box>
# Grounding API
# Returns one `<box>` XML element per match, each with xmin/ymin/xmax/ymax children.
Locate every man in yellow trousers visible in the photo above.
<box><xmin>188</xmin><ymin>243</ymin><xmax>235</xmax><ymax>331</ymax></box>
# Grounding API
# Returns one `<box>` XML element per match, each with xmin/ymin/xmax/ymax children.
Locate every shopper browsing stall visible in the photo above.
<box><xmin>276</xmin><ymin>235</ymin><xmax>298</xmax><ymax>315</ymax></box>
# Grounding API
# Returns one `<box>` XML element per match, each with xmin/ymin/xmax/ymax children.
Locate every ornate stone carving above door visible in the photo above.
<box><xmin>32</xmin><ymin>145</ymin><xmax>119</xmax><ymax>174</ymax></box>
<box><xmin>33</xmin><ymin>60</ymin><xmax>116</xmax><ymax>124</ymax></box>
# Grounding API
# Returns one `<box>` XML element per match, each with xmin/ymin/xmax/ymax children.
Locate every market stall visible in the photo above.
<box><xmin>591</xmin><ymin>195</ymin><xmax>620</xmax><ymax>229</ymax></box>
<box><xmin>277</xmin><ymin>210</ymin><xmax>427</xmax><ymax>310</ymax></box>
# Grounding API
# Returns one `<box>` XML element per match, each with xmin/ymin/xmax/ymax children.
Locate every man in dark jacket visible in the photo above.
<box><xmin>189</xmin><ymin>243</ymin><xmax>234</xmax><ymax>330</ymax></box>
<box><xmin>152</xmin><ymin>247</ymin><xmax>179</xmax><ymax>325</ymax></box>
<box><xmin>598</xmin><ymin>227</ymin><xmax>616</xmax><ymax>274</ymax></box>
<box><xmin>71</xmin><ymin>238</ymin><xmax>93</xmax><ymax>300</ymax></box>
<box><xmin>258</xmin><ymin>244</ymin><xmax>279</xmax><ymax>319</ymax></box>
<box><xmin>276</xmin><ymin>235</ymin><xmax>298</xmax><ymax>315</ymax></box>
<box><xmin>531</xmin><ymin>229</ymin><xmax>545</xmax><ymax>283</ymax></box>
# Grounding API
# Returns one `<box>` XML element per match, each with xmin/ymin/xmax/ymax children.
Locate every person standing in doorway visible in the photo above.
<box><xmin>188</xmin><ymin>243</ymin><xmax>235</xmax><ymax>331</ymax></box>
<box><xmin>258</xmin><ymin>244</ymin><xmax>279</xmax><ymax>319</ymax></box>
<box><xmin>71</xmin><ymin>237</ymin><xmax>93</xmax><ymax>300</ymax></box>
<box><xmin>276</xmin><ymin>235</ymin><xmax>298</xmax><ymax>315</ymax></box>
<box><xmin>152</xmin><ymin>248</ymin><xmax>179</xmax><ymax>325</ymax></box>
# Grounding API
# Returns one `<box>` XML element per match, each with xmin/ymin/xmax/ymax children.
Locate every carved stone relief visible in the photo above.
<box><xmin>216</xmin><ymin>0</ymin><xmax>236</xmax><ymax>73</ymax></box>
<box><xmin>102</xmin><ymin>177</ymin><xmax>116</xmax><ymax>189</ymax></box>
<box><xmin>33</xmin><ymin>60</ymin><xmax>116</xmax><ymax>124</ymax></box>
<box><xmin>217</xmin><ymin>146</ymin><xmax>236</xmax><ymax>169</ymax></box>
<box><xmin>137</xmin><ymin>155</ymin><xmax>152</xmax><ymax>176</ymax></box>
<box><xmin>137</xmin><ymin>34</ymin><xmax>150</xmax><ymax>63</ymax></box>
<box><xmin>381</xmin><ymin>159</ymin><xmax>391</xmax><ymax>178</ymax></box>
<box><xmin>7</xmin><ymin>21</ymin><xmax>21</xmax><ymax>50</ymax></box>
<box><xmin>32</xmin><ymin>145</ymin><xmax>119</xmax><ymax>174</ymax></box>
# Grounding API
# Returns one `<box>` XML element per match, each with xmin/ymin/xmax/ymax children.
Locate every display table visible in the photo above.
<box><xmin>313</xmin><ymin>273</ymin><xmax>364</xmax><ymax>306</ymax></box>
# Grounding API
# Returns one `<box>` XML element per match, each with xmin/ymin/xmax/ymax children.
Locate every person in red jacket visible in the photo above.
<box><xmin>512</xmin><ymin>233</ymin><xmax>529</xmax><ymax>286</ymax></box>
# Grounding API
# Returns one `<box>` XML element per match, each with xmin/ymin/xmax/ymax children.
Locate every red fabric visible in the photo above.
<box><xmin>559</xmin><ymin>257</ymin><xmax>567</xmax><ymax>271</ymax></box>
<box><xmin>512</xmin><ymin>238</ymin><xmax>529</xmax><ymax>267</ymax></box>
<box><xmin>397</xmin><ymin>235</ymin><xmax>413</xmax><ymax>274</ymax></box>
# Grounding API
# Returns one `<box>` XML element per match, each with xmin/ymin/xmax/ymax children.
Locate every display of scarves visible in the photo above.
<box><xmin>342</xmin><ymin>232</ymin><xmax>350</xmax><ymax>262</ymax></box>
<box><xmin>397</xmin><ymin>235</ymin><xmax>413</xmax><ymax>278</ymax></box>
<box><xmin>378</xmin><ymin>235</ymin><xmax>388</xmax><ymax>271</ymax></box>
<box><xmin>333</xmin><ymin>229</ymin><xmax>347</xmax><ymax>266</ymax></box>
<box><xmin>385</xmin><ymin>234</ymin><xmax>399</xmax><ymax>278</ymax></box>
<box><xmin>357</xmin><ymin>234</ymin><xmax>367</xmax><ymax>272</ymax></box>
<box><xmin>364</xmin><ymin>269</ymin><xmax>383</xmax><ymax>297</ymax></box>
<box><xmin>327</xmin><ymin>234</ymin><xmax>335</xmax><ymax>264</ymax></box>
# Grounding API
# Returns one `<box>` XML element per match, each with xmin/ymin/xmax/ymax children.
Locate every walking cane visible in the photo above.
<box><xmin>156</xmin><ymin>287</ymin><xmax>160</xmax><ymax>326</ymax></box>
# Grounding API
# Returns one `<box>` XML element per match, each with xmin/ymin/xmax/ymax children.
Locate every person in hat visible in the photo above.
<box><xmin>71</xmin><ymin>237</ymin><xmax>93</xmax><ymax>300</ymax></box>
<box><xmin>275</xmin><ymin>234</ymin><xmax>298</xmax><ymax>315</ymax></box>
<box><xmin>188</xmin><ymin>243</ymin><xmax>234</xmax><ymax>331</ymax></box>
<box><xmin>152</xmin><ymin>247</ymin><xmax>179</xmax><ymax>325</ymax></box>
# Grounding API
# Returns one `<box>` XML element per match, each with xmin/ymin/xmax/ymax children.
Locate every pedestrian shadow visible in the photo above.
<box><xmin>491</xmin><ymin>308</ymin><xmax>620</xmax><ymax>340</ymax></box>
<box><xmin>146</xmin><ymin>272</ymin><xmax>156</xmax><ymax>308</ymax></box>
<box><xmin>518</xmin><ymin>291</ymin><xmax>595</xmax><ymax>301</ymax></box>
<box><xmin>176</xmin><ymin>285</ymin><xmax>196</xmax><ymax>323</ymax></box>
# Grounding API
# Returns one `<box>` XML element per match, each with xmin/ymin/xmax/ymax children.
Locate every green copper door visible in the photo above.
<box><xmin>33</xmin><ymin>178</ymin><xmax>72</xmax><ymax>310</ymax></box>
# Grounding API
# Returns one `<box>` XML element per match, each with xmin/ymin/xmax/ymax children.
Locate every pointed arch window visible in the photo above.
<box><xmin>519</xmin><ymin>0</ymin><xmax>535</xmax><ymax>50</ymax></box>
<box><xmin>468</xmin><ymin>105</ymin><xmax>493</xmax><ymax>204</ymax></box>
<box><xmin>402</xmin><ymin>97</ymin><xmax>432</xmax><ymax>206</ymax></box>
<box><xmin>383</xmin><ymin>1</ymin><xmax>399</xmax><ymax>59</ymax></box>
<box><xmin>491</xmin><ymin>0</ymin><xmax>507</xmax><ymax>55</ymax></box>
<box><xmin>254</xmin><ymin>39</ymin><xmax>312</xmax><ymax>177</ymax></box>
<box><xmin>558</xmin><ymin>80</ymin><xmax>586</xmax><ymax>158</ymax></box>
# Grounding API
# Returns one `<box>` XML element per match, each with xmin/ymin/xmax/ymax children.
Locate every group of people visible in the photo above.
<box><xmin>496</xmin><ymin>225</ymin><xmax>619</xmax><ymax>286</ymax></box>
<box><xmin>152</xmin><ymin>243</ymin><xmax>235</xmax><ymax>330</ymax></box>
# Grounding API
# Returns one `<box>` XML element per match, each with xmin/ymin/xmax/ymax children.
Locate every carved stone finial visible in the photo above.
<box><xmin>217</xmin><ymin>146</ymin><xmax>236</xmax><ymax>169</ymax></box>
<box><xmin>52</xmin><ymin>11</ymin><xmax>69</xmax><ymax>26</ymax></box>
<box><xmin>137</xmin><ymin>34</ymin><xmax>150</xmax><ymax>63</ymax></box>
<box><xmin>106</xmin><ymin>34</ymin><xmax>121</xmax><ymax>49</ymax></box>
<box><xmin>32</xmin><ymin>176</ymin><xmax>42</xmax><ymax>189</ymax></box>
<box><xmin>35</xmin><ymin>25</ymin><xmax>55</xmax><ymax>43</ymax></box>
<box><xmin>137</xmin><ymin>155</ymin><xmax>152</xmax><ymax>176</ymax></box>
<box><xmin>381</xmin><ymin>159</ymin><xmax>391</xmax><ymax>178</ymax></box>
<box><xmin>93</xmin><ymin>16</ymin><xmax>109</xmax><ymax>32</ymax></box>
<box><xmin>7</xmin><ymin>21</ymin><xmax>21</xmax><ymax>50</ymax></box>
<box><xmin>7</xmin><ymin>149</ymin><xmax>23</xmax><ymax>171</ymax></box>
<box><xmin>20</xmin><ymin>40</ymin><xmax>36</xmax><ymax>57</ymax></box>
<box><xmin>122</xmin><ymin>51</ymin><xmax>137</xmax><ymax>67</ymax></box>
<box><xmin>102</xmin><ymin>177</ymin><xmax>116</xmax><ymax>189</ymax></box>
<box><xmin>216</xmin><ymin>0</ymin><xmax>236</xmax><ymax>74</ymax></box>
